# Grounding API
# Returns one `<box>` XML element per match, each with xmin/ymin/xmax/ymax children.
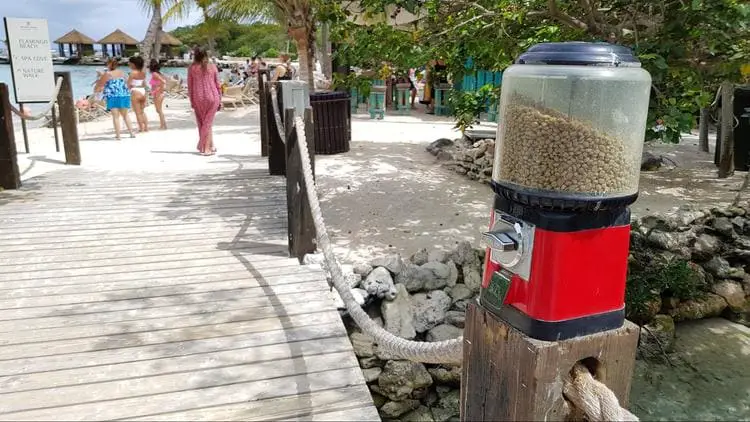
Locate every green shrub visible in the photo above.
<box><xmin>231</xmin><ymin>46</ymin><xmax>254</xmax><ymax>58</ymax></box>
<box><xmin>263</xmin><ymin>48</ymin><xmax>280</xmax><ymax>58</ymax></box>
<box><xmin>448</xmin><ymin>84</ymin><xmax>498</xmax><ymax>133</ymax></box>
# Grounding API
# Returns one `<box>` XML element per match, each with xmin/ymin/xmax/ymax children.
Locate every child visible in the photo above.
<box><xmin>148</xmin><ymin>59</ymin><xmax>167</xmax><ymax>130</ymax></box>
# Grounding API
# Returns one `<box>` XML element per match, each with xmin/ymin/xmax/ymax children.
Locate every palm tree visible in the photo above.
<box><xmin>164</xmin><ymin>0</ymin><xmax>223</xmax><ymax>55</ymax></box>
<box><xmin>140</xmin><ymin>0</ymin><xmax>168</xmax><ymax>60</ymax></box>
<box><xmin>216</xmin><ymin>0</ymin><xmax>317</xmax><ymax>90</ymax></box>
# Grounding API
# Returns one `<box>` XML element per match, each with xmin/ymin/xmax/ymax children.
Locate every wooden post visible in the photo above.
<box><xmin>718</xmin><ymin>81</ymin><xmax>735</xmax><ymax>178</ymax></box>
<box><xmin>266</xmin><ymin>81</ymin><xmax>286</xmax><ymax>176</ymax></box>
<box><xmin>257</xmin><ymin>71</ymin><xmax>269</xmax><ymax>157</ymax></box>
<box><xmin>0</xmin><ymin>83</ymin><xmax>21</xmax><ymax>190</ymax></box>
<box><xmin>699</xmin><ymin>107</ymin><xmax>710</xmax><ymax>153</ymax></box>
<box><xmin>461</xmin><ymin>303</ymin><xmax>639</xmax><ymax>421</ymax></box>
<box><xmin>304</xmin><ymin>107</ymin><xmax>316</xmax><ymax>180</ymax></box>
<box><xmin>284</xmin><ymin>107</ymin><xmax>316</xmax><ymax>261</ymax></box>
<box><xmin>51</xmin><ymin>104</ymin><xmax>60</xmax><ymax>153</ymax></box>
<box><xmin>55</xmin><ymin>71</ymin><xmax>81</xmax><ymax>165</ymax></box>
<box><xmin>19</xmin><ymin>103</ymin><xmax>29</xmax><ymax>153</ymax></box>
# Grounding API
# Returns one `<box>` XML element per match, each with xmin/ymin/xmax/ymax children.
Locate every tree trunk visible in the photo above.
<box><xmin>320</xmin><ymin>22</ymin><xmax>332</xmax><ymax>79</ymax></box>
<box><xmin>289</xmin><ymin>24</ymin><xmax>316</xmax><ymax>92</ymax></box>
<box><xmin>141</xmin><ymin>2</ymin><xmax>163</xmax><ymax>60</ymax></box>
<box><xmin>203</xmin><ymin>10</ymin><xmax>216</xmax><ymax>56</ymax></box>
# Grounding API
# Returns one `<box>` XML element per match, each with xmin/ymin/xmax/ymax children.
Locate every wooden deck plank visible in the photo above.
<box><xmin>125</xmin><ymin>385</ymin><xmax>377</xmax><ymax>421</ymax></box>
<box><xmin>0</xmin><ymin>367</ymin><xmax>367</xmax><ymax>421</ymax></box>
<box><xmin>0</xmin><ymin>164</ymin><xmax>376</xmax><ymax>421</ymax></box>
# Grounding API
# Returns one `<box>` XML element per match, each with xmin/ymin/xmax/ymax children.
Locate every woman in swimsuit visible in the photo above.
<box><xmin>95</xmin><ymin>58</ymin><xmax>135</xmax><ymax>140</ymax></box>
<box><xmin>128</xmin><ymin>56</ymin><xmax>149</xmax><ymax>132</ymax></box>
<box><xmin>149</xmin><ymin>59</ymin><xmax>167</xmax><ymax>130</ymax></box>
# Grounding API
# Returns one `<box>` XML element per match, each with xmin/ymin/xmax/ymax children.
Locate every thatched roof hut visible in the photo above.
<box><xmin>158</xmin><ymin>31</ymin><xmax>182</xmax><ymax>46</ymax></box>
<box><xmin>153</xmin><ymin>31</ymin><xmax>183</xmax><ymax>58</ymax></box>
<box><xmin>54</xmin><ymin>29</ymin><xmax>97</xmax><ymax>57</ymax></box>
<box><xmin>99</xmin><ymin>29</ymin><xmax>140</xmax><ymax>57</ymax></box>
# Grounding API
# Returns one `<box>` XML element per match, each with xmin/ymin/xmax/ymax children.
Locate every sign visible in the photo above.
<box><xmin>4</xmin><ymin>18</ymin><xmax>55</xmax><ymax>103</ymax></box>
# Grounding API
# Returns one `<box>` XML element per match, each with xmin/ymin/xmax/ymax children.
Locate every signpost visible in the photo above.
<box><xmin>3</xmin><ymin>17</ymin><xmax>55</xmax><ymax>153</ymax></box>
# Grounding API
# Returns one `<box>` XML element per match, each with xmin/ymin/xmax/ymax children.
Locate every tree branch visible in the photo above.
<box><xmin>546</xmin><ymin>0</ymin><xmax>589</xmax><ymax>31</ymax></box>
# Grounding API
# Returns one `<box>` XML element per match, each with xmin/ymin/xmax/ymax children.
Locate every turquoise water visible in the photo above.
<box><xmin>0</xmin><ymin>64</ymin><xmax>188</xmax><ymax>112</ymax></box>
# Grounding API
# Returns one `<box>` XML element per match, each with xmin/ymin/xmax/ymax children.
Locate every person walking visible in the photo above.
<box><xmin>96</xmin><ymin>58</ymin><xmax>135</xmax><ymax>140</ymax></box>
<box><xmin>148</xmin><ymin>59</ymin><xmax>167</xmax><ymax>130</ymax></box>
<box><xmin>128</xmin><ymin>56</ymin><xmax>149</xmax><ymax>132</ymax></box>
<box><xmin>187</xmin><ymin>46</ymin><xmax>222</xmax><ymax>156</ymax></box>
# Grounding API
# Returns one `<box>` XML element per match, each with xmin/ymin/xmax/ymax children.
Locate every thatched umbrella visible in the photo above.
<box><xmin>98</xmin><ymin>29</ymin><xmax>140</xmax><ymax>58</ymax></box>
<box><xmin>153</xmin><ymin>31</ymin><xmax>182</xmax><ymax>59</ymax></box>
<box><xmin>54</xmin><ymin>29</ymin><xmax>97</xmax><ymax>57</ymax></box>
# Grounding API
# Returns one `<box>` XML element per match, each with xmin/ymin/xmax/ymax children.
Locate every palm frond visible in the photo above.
<box><xmin>212</xmin><ymin>0</ymin><xmax>276</xmax><ymax>22</ymax></box>
<box><xmin>163</xmin><ymin>0</ymin><xmax>194</xmax><ymax>23</ymax></box>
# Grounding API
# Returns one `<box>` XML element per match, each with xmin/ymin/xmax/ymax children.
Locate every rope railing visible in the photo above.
<box><xmin>288</xmin><ymin>111</ymin><xmax>640</xmax><ymax>421</ymax></box>
<box><xmin>10</xmin><ymin>77</ymin><xmax>64</xmax><ymax>121</ymax></box>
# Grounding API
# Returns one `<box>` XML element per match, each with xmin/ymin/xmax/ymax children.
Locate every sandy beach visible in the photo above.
<box><xmin>11</xmin><ymin>98</ymin><xmax>746</xmax><ymax>264</ymax></box>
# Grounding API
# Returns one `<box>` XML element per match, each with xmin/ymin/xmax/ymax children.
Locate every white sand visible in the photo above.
<box><xmin>12</xmin><ymin>101</ymin><xmax>492</xmax><ymax>264</ymax></box>
<box><xmin>13</xmin><ymin>100</ymin><xmax>742</xmax><ymax>264</ymax></box>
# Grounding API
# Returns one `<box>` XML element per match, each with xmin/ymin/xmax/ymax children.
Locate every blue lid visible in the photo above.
<box><xmin>516</xmin><ymin>42</ymin><xmax>640</xmax><ymax>66</ymax></box>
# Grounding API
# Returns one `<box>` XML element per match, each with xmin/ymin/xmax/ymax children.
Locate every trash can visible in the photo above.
<box><xmin>310</xmin><ymin>91</ymin><xmax>351</xmax><ymax>154</ymax></box>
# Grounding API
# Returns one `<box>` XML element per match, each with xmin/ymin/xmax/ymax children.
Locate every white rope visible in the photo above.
<box><xmin>10</xmin><ymin>77</ymin><xmax>64</xmax><ymax>121</ymax></box>
<box><xmin>293</xmin><ymin>115</ymin><xmax>463</xmax><ymax>364</ymax></box>
<box><xmin>564</xmin><ymin>363</ymin><xmax>639</xmax><ymax>421</ymax></box>
<box><xmin>292</xmin><ymin>111</ymin><xmax>638</xmax><ymax>417</ymax></box>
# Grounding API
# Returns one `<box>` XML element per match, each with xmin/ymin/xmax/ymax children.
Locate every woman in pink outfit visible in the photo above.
<box><xmin>187</xmin><ymin>47</ymin><xmax>222</xmax><ymax>155</ymax></box>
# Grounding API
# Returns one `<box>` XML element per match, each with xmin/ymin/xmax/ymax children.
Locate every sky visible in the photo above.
<box><xmin>0</xmin><ymin>0</ymin><xmax>197</xmax><ymax>44</ymax></box>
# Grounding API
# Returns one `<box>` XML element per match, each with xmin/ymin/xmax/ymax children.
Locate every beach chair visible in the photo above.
<box><xmin>240</xmin><ymin>81</ymin><xmax>259</xmax><ymax>106</ymax></box>
<box><xmin>165</xmin><ymin>78</ymin><xmax>188</xmax><ymax>99</ymax></box>
<box><xmin>221</xmin><ymin>85</ymin><xmax>244</xmax><ymax>109</ymax></box>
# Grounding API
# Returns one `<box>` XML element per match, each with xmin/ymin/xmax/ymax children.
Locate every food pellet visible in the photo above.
<box><xmin>497</xmin><ymin>98</ymin><xmax>637</xmax><ymax>195</ymax></box>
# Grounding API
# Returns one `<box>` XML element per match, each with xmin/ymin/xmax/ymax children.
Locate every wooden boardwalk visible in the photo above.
<box><xmin>0</xmin><ymin>160</ymin><xmax>378</xmax><ymax>421</ymax></box>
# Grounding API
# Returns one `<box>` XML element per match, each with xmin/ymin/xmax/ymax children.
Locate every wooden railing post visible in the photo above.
<box><xmin>257</xmin><ymin>71</ymin><xmax>269</xmax><ymax>158</ymax></box>
<box><xmin>55</xmin><ymin>71</ymin><xmax>81</xmax><ymax>165</ymax></box>
<box><xmin>718</xmin><ymin>81</ymin><xmax>735</xmax><ymax>178</ymax></box>
<box><xmin>284</xmin><ymin>107</ymin><xmax>316</xmax><ymax>260</ymax></box>
<box><xmin>266</xmin><ymin>81</ymin><xmax>286</xmax><ymax>176</ymax></box>
<box><xmin>699</xmin><ymin>107</ymin><xmax>710</xmax><ymax>153</ymax></box>
<box><xmin>461</xmin><ymin>304</ymin><xmax>639</xmax><ymax>420</ymax></box>
<box><xmin>0</xmin><ymin>83</ymin><xmax>21</xmax><ymax>190</ymax></box>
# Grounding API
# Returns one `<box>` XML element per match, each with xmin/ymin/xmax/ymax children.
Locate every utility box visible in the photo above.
<box><xmin>278</xmin><ymin>80</ymin><xmax>310</xmax><ymax>118</ymax></box>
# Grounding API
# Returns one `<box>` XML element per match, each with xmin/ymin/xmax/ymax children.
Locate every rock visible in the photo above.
<box><xmin>428</xmin><ymin>366</ymin><xmax>461</xmax><ymax>387</ymax></box>
<box><xmin>411</xmin><ymin>248</ymin><xmax>429</xmax><ymax>266</ymax></box>
<box><xmin>445</xmin><ymin>310</ymin><xmax>466</xmax><ymax>328</ymax></box>
<box><xmin>362</xmin><ymin>367</ymin><xmax>382</xmax><ymax>383</ymax></box>
<box><xmin>669</xmin><ymin>208</ymin><xmax>707</xmax><ymax>228</ymax></box>
<box><xmin>670</xmin><ymin>293</ymin><xmax>728</xmax><ymax>322</ymax></box>
<box><xmin>450</xmin><ymin>299</ymin><xmax>470</xmax><ymax>312</ymax></box>
<box><xmin>692</xmin><ymin>234</ymin><xmax>720</xmax><ymax>261</ymax></box>
<box><xmin>395</xmin><ymin>263</ymin><xmax>434</xmax><ymax>293</ymax></box>
<box><xmin>402</xmin><ymin>406</ymin><xmax>435</xmax><ymax>422</ymax></box>
<box><xmin>712</xmin><ymin>280</ymin><xmax>747</xmax><ymax>312</ymax></box>
<box><xmin>630</xmin><ymin>297</ymin><xmax>662</xmax><ymax>324</ymax></box>
<box><xmin>431</xmin><ymin>389</ymin><xmax>460</xmax><ymax>422</ymax></box>
<box><xmin>378</xmin><ymin>360</ymin><xmax>433</xmax><ymax>401</ymax></box>
<box><xmin>302</xmin><ymin>253</ymin><xmax>325</xmax><ymax>266</ymax></box>
<box><xmin>380</xmin><ymin>400</ymin><xmax>421</xmax><ymax>418</ymax></box>
<box><xmin>363</xmin><ymin>267</ymin><xmax>398</xmax><ymax>300</ymax></box>
<box><xmin>647</xmin><ymin>229</ymin><xmax>695</xmax><ymax>254</ymax></box>
<box><xmin>426</xmin><ymin>324</ymin><xmax>463</xmax><ymax>342</ymax></box>
<box><xmin>421</xmin><ymin>261</ymin><xmax>458</xmax><ymax>290</ymax></box>
<box><xmin>427</xmin><ymin>138</ymin><xmax>454</xmax><ymax>155</ymax></box>
<box><xmin>712</xmin><ymin>217</ymin><xmax>736</xmax><ymax>237</ymax></box>
<box><xmin>641</xmin><ymin>151</ymin><xmax>663</xmax><ymax>171</ymax></box>
<box><xmin>350</xmin><ymin>332</ymin><xmax>375</xmax><ymax>358</ymax></box>
<box><xmin>450</xmin><ymin>241</ymin><xmax>477</xmax><ymax>266</ymax></box>
<box><xmin>411</xmin><ymin>290</ymin><xmax>452</xmax><ymax>333</ymax></box>
<box><xmin>428</xmin><ymin>250</ymin><xmax>450</xmax><ymax>263</ymax></box>
<box><xmin>449</xmin><ymin>284</ymin><xmax>473</xmax><ymax>302</ymax></box>
<box><xmin>743</xmin><ymin>275</ymin><xmax>750</xmax><ymax>296</ymax></box>
<box><xmin>638</xmin><ymin>314</ymin><xmax>676</xmax><ymax>361</ymax></box>
<box><xmin>353</xmin><ymin>262</ymin><xmax>374</xmax><ymax>276</ymax></box>
<box><xmin>371</xmin><ymin>392</ymin><xmax>388</xmax><ymax>408</ymax></box>
<box><xmin>704</xmin><ymin>256</ymin><xmax>732</xmax><ymax>278</ymax></box>
<box><xmin>381</xmin><ymin>284</ymin><xmax>416</xmax><ymax>340</ymax></box>
<box><xmin>436</xmin><ymin>151</ymin><xmax>453</xmax><ymax>161</ymax></box>
<box><xmin>372</xmin><ymin>254</ymin><xmax>406</xmax><ymax>275</ymax></box>
<box><xmin>359</xmin><ymin>356</ymin><xmax>382</xmax><ymax>369</ymax></box>
<box><xmin>732</xmin><ymin>216</ymin><xmax>746</xmax><ymax>232</ymax></box>
<box><xmin>462</xmin><ymin>265</ymin><xmax>483</xmax><ymax>293</ymax></box>
<box><xmin>329</xmin><ymin>288</ymin><xmax>366</xmax><ymax>309</ymax></box>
